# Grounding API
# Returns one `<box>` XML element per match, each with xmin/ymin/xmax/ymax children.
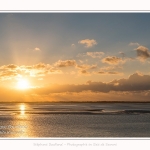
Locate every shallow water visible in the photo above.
<box><xmin>0</xmin><ymin>102</ymin><xmax>150</xmax><ymax>137</ymax></box>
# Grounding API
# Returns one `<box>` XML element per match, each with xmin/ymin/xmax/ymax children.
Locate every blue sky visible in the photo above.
<box><xmin>0</xmin><ymin>13</ymin><xmax>150</xmax><ymax>64</ymax></box>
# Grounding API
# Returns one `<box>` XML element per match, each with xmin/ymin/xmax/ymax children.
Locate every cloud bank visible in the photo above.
<box><xmin>1</xmin><ymin>72</ymin><xmax>150</xmax><ymax>102</ymax></box>
<box><xmin>31</xmin><ymin>73</ymin><xmax>150</xmax><ymax>94</ymax></box>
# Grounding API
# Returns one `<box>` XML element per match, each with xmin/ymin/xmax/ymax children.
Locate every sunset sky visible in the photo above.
<box><xmin>0</xmin><ymin>13</ymin><xmax>150</xmax><ymax>102</ymax></box>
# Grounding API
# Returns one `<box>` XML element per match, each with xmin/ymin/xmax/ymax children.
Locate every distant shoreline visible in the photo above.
<box><xmin>0</xmin><ymin>101</ymin><xmax>150</xmax><ymax>103</ymax></box>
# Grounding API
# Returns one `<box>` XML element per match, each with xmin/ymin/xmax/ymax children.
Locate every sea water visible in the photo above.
<box><xmin>0</xmin><ymin>102</ymin><xmax>150</xmax><ymax>137</ymax></box>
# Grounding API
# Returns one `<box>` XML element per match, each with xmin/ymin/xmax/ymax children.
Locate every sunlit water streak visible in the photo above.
<box><xmin>0</xmin><ymin>102</ymin><xmax>150</xmax><ymax>137</ymax></box>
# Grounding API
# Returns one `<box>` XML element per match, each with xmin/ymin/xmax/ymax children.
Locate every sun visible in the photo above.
<box><xmin>17</xmin><ymin>79</ymin><xmax>30</xmax><ymax>90</ymax></box>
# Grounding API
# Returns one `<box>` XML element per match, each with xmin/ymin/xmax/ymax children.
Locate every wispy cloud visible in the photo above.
<box><xmin>101</xmin><ymin>56</ymin><xmax>125</xmax><ymax>65</ymax></box>
<box><xmin>96</xmin><ymin>71</ymin><xmax>123</xmax><ymax>75</ymax></box>
<box><xmin>129</xmin><ymin>42</ymin><xmax>140</xmax><ymax>46</ymax></box>
<box><xmin>76</xmin><ymin>64</ymin><xmax>97</xmax><ymax>70</ymax></box>
<box><xmin>86</xmin><ymin>52</ymin><xmax>104</xmax><ymax>58</ymax></box>
<box><xmin>34</xmin><ymin>47</ymin><xmax>41</xmax><ymax>51</ymax></box>
<box><xmin>119</xmin><ymin>52</ymin><xmax>125</xmax><ymax>57</ymax></box>
<box><xmin>71</xmin><ymin>44</ymin><xmax>75</xmax><ymax>47</ymax></box>
<box><xmin>79</xmin><ymin>70</ymin><xmax>90</xmax><ymax>75</ymax></box>
<box><xmin>99</xmin><ymin>66</ymin><xmax>122</xmax><ymax>71</ymax></box>
<box><xmin>76</xmin><ymin>64</ymin><xmax>97</xmax><ymax>76</ymax></box>
<box><xmin>78</xmin><ymin>39</ymin><xmax>97</xmax><ymax>48</ymax></box>
<box><xmin>55</xmin><ymin>60</ymin><xmax>76</xmax><ymax>67</ymax></box>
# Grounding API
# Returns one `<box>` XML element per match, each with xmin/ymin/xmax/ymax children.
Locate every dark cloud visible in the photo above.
<box><xmin>135</xmin><ymin>46</ymin><xmax>150</xmax><ymax>61</ymax></box>
<box><xmin>111</xmin><ymin>72</ymin><xmax>150</xmax><ymax>91</ymax></box>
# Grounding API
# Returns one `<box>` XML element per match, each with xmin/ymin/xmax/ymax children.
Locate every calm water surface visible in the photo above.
<box><xmin>0</xmin><ymin>102</ymin><xmax>150</xmax><ymax>137</ymax></box>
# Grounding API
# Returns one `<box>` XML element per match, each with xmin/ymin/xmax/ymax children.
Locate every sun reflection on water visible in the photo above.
<box><xmin>14</xmin><ymin>103</ymin><xmax>29</xmax><ymax>137</ymax></box>
<box><xmin>20</xmin><ymin>104</ymin><xmax>26</xmax><ymax>115</ymax></box>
